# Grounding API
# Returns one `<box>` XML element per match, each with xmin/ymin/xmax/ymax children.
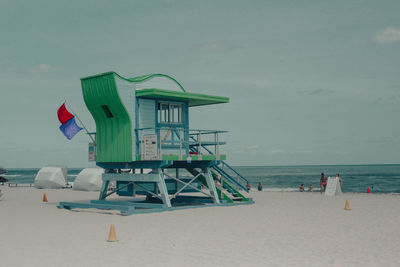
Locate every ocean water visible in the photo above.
<box><xmin>2</xmin><ymin>168</ymin><xmax>82</xmax><ymax>184</ymax></box>
<box><xmin>233</xmin><ymin>164</ymin><xmax>400</xmax><ymax>194</ymax></box>
<box><xmin>2</xmin><ymin>164</ymin><xmax>400</xmax><ymax>194</ymax></box>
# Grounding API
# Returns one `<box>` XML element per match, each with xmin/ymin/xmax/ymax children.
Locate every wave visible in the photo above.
<box><xmin>3</xmin><ymin>174</ymin><xmax>21</xmax><ymax>177</ymax></box>
<box><xmin>250</xmin><ymin>188</ymin><xmax>400</xmax><ymax>194</ymax></box>
<box><xmin>254</xmin><ymin>187</ymin><xmax>303</xmax><ymax>192</ymax></box>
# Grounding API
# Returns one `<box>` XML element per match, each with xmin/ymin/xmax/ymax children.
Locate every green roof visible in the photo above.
<box><xmin>81</xmin><ymin>71</ymin><xmax>229</xmax><ymax>107</ymax></box>
<box><xmin>135</xmin><ymin>88</ymin><xmax>229</xmax><ymax>107</ymax></box>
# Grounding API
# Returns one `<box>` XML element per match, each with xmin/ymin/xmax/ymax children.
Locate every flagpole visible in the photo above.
<box><xmin>64</xmin><ymin>102</ymin><xmax>96</xmax><ymax>144</ymax></box>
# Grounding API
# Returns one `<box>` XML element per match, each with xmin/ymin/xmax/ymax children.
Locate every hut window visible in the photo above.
<box><xmin>158</xmin><ymin>103</ymin><xmax>182</xmax><ymax>124</ymax></box>
<box><xmin>170</xmin><ymin>104</ymin><xmax>181</xmax><ymax>123</ymax></box>
<box><xmin>159</xmin><ymin>103</ymin><xmax>169</xmax><ymax>122</ymax></box>
<box><xmin>101</xmin><ymin>105</ymin><xmax>114</xmax><ymax>118</ymax></box>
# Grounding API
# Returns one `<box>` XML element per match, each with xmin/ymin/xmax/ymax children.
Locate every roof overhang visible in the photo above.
<box><xmin>135</xmin><ymin>88</ymin><xmax>229</xmax><ymax>107</ymax></box>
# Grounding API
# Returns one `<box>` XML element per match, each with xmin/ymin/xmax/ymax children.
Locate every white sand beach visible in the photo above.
<box><xmin>1</xmin><ymin>186</ymin><xmax>400</xmax><ymax>267</ymax></box>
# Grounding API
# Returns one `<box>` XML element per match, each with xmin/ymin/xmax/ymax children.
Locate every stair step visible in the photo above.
<box><xmin>219</xmin><ymin>190</ymin><xmax>242</xmax><ymax>201</ymax></box>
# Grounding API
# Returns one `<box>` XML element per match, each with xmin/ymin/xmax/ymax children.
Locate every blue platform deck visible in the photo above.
<box><xmin>58</xmin><ymin>196</ymin><xmax>254</xmax><ymax>216</ymax></box>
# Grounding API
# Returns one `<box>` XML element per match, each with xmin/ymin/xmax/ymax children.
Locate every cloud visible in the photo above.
<box><xmin>270</xmin><ymin>149</ymin><xmax>312</xmax><ymax>154</ymax></box>
<box><xmin>373</xmin><ymin>94</ymin><xmax>400</xmax><ymax>105</ymax></box>
<box><xmin>298</xmin><ymin>88</ymin><xmax>335</xmax><ymax>96</ymax></box>
<box><xmin>196</xmin><ymin>40</ymin><xmax>241</xmax><ymax>53</ymax></box>
<box><xmin>270</xmin><ymin>149</ymin><xmax>284</xmax><ymax>154</ymax></box>
<box><xmin>247</xmin><ymin>145</ymin><xmax>260</xmax><ymax>150</ymax></box>
<box><xmin>7</xmin><ymin>66</ymin><xmax>18</xmax><ymax>72</ymax></box>
<box><xmin>374</xmin><ymin>27</ymin><xmax>400</xmax><ymax>44</ymax></box>
<box><xmin>30</xmin><ymin>64</ymin><xmax>52</xmax><ymax>73</ymax></box>
<box><xmin>327</xmin><ymin>150</ymin><xmax>348</xmax><ymax>155</ymax></box>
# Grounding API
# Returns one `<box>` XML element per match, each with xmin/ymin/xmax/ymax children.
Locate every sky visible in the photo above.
<box><xmin>1</xmin><ymin>0</ymin><xmax>400</xmax><ymax>168</ymax></box>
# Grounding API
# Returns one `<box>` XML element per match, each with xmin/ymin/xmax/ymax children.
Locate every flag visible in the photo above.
<box><xmin>57</xmin><ymin>103</ymin><xmax>82</xmax><ymax>140</ymax></box>
<box><xmin>59</xmin><ymin>117</ymin><xmax>83</xmax><ymax>140</ymax></box>
<box><xmin>57</xmin><ymin>103</ymin><xmax>74</xmax><ymax>124</ymax></box>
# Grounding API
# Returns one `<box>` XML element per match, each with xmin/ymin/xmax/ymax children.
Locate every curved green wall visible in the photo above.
<box><xmin>81</xmin><ymin>73</ymin><xmax>132</xmax><ymax>162</ymax></box>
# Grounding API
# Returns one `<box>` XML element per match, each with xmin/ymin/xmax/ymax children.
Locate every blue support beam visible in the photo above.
<box><xmin>91</xmin><ymin>200</ymin><xmax>167</xmax><ymax>209</ymax></box>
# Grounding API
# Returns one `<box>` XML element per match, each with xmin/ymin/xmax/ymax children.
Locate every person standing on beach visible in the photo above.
<box><xmin>309</xmin><ymin>184</ymin><xmax>313</xmax><ymax>192</ymax></box>
<box><xmin>257</xmin><ymin>182</ymin><xmax>263</xmax><ymax>191</ymax></box>
<box><xmin>299</xmin><ymin>184</ymin><xmax>305</xmax><ymax>192</ymax></box>
<box><xmin>320</xmin><ymin>173</ymin><xmax>327</xmax><ymax>193</ymax></box>
<box><xmin>246</xmin><ymin>182</ymin><xmax>251</xmax><ymax>191</ymax></box>
<box><xmin>336</xmin><ymin>173</ymin><xmax>343</xmax><ymax>187</ymax></box>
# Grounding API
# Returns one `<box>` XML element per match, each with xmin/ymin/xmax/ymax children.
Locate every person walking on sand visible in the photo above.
<box><xmin>309</xmin><ymin>184</ymin><xmax>313</xmax><ymax>192</ymax></box>
<box><xmin>320</xmin><ymin>173</ymin><xmax>327</xmax><ymax>193</ymax></box>
<box><xmin>336</xmin><ymin>173</ymin><xmax>343</xmax><ymax>187</ymax></box>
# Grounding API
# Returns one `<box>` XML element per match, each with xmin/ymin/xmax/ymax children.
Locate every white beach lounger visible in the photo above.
<box><xmin>34</xmin><ymin>166</ymin><xmax>68</xmax><ymax>189</ymax></box>
<box><xmin>73</xmin><ymin>168</ymin><xmax>105</xmax><ymax>191</ymax></box>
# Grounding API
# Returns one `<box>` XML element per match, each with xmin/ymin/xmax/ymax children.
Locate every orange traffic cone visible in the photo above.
<box><xmin>43</xmin><ymin>193</ymin><xmax>48</xmax><ymax>202</ymax></box>
<box><xmin>367</xmin><ymin>187</ymin><xmax>370</xmax><ymax>194</ymax></box>
<box><xmin>344</xmin><ymin>200</ymin><xmax>351</xmax><ymax>210</ymax></box>
<box><xmin>107</xmin><ymin>225</ymin><xmax>117</xmax><ymax>242</ymax></box>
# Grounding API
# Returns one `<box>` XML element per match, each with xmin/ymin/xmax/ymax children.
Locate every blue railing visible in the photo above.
<box><xmin>135</xmin><ymin>127</ymin><xmax>227</xmax><ymax>160</ymax></box>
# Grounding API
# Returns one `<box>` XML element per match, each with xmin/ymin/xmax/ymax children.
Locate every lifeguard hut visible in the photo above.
<box><xmin>58</xmin><ymin>72</ymin><xmax>252</xmax><ymax>215</ymax></box>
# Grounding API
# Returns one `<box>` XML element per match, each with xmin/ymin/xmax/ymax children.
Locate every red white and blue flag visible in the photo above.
<box><xmin>57</xmin><ymin>103</ymin><xmax>82</xmax><ymax>140</ymax></box>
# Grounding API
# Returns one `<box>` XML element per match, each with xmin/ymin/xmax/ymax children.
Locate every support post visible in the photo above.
<box><xmin>175</xmin><ymin>168</ymin><xmax>179</xmax><ymax>192</ymax></box>
<box><xmin>203</xmin><ymin>167</ymin><xmax>220</xmax><ymax>204</ymax></box>
<box><xmin>198</xmin><ymin>133</ymin><xmax>202</xmax><ymax>160</ymax></box>
<box><xmin>156</xmin><ymin>168</ymin><xmax>172</xmax><ymax>208</ymax></box>
<box><xmin>99</xmin><ymin>176</ymin><xmax>110</xmax><ymax>200</ymax></box>
<box><xmin>179</xmin><ymin>129</ymin><xmax>182</xmax><ymax>160</ymax></box>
